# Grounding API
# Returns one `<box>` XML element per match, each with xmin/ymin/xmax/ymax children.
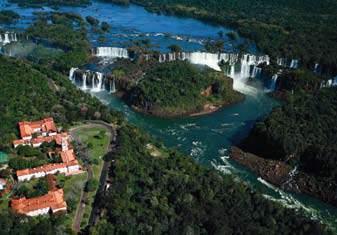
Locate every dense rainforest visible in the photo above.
<box><xmin>126</xmin><ymin>60</ymin><xmax>244</xmax><ymax>117</ymax></box>
<box><xmin>108</xmin><ymin>0</ymin><xmax>337</xmax><ymax>75</ymax></box>
<box><xmin>0</xmin><ymin>56</ymin><xmax>121</xmax><ymax>149</ymax></box>
<box><xmin>25</xmin><ymin>12</ymin><xmax>91</xmax><ymax>71</ymax></box>
<box><xmin>241</xmin><ymin>88</ymin><xmax>337</xmax><ymax>201</ymax></box>
<box><xmin>90</xmin><ymin>125</ymin><xmax>330</xmax><ymax>234</ymax></box>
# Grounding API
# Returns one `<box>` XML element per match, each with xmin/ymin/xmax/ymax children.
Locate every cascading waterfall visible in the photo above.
<box><xmin>230</xmin><ymin>54</ymin><xmax>267</xmax><ymax>93</ymax></box>
<box><xmin>277</xmin><ymin>57</ymin><xmax>300</xmax><ymax>69</ymax></box>
<box><xmin>158</xmin><ymin>51</ymin><xmax>270</xmax><ymax>94</ymax></box>
<box><xmin>270</xmin><ymin>74</ymin><xmax>279</xmax><ymax>91</ymax></box>
<box><xmin>69</xmin><ymin>68</ymin><xmax>117</xmax><ymax>93</ymax></box>
<box><xmin>0</xmin><ymin>32</ymin><xmax>18</xmax><ymax>46</ymax></box>
<box><xmin>82</xmin><ymin>73</ymin><xmax>87</xmax><ymax>90</ymax></box>
<box><xmin>321</xmin><ymin>76</ymin><xmax>337</xmax><ymax>88</ymax></box>
<box><xmin>110</xmin><ymin>79</ymin><xmax>116</xmax><ymax>93</ymax></box>
<box><xmin>314</xmin><ymin>63</ymin><xmax>320</xmax><ymax>73</ymax></box>
<box><xmin>277</xmin><ymin>58</ymin><xmax>287</xmax><ymax>67</ymax></box>
<box><xmin>251</xmin><ymin>66</ymin><xmax>262</xmax><ymax>78</ymax></box>
<box><xmin>69</xmin><ymin>67</ymin><xmax>78</xmax><ymax>80</ymax></box>
<box><xmin>93</xmin><ymin>72</ymin><xmax>103</xmax><ymax>92</ymax></box>
<box><xmin>93</xmin><ymin>47</ymin><xmax>129</xmax><ymax>58</ymax></box>
<box><xmin>158</xmin><ymin>52</ymin><xmax>269</xmax><ymax>73</ymax></box>
<box><xmin>290</xmin><ymin>59</ymin><xmax>299</xmax><ymax>69</ymax></box>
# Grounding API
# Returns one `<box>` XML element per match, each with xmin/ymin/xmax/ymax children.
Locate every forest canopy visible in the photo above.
<box><xmin>241</xmin><ymin>87</ymin><xmax>337</xmax><ymax>184</ymax></box>
<box><xmin>91</xmin><ymin>125</ymin><xmax>330</xmax><ymax>234</ymax></box>
<box><xmin>126</xmin><ymin>60</ymin><xmax>243</xmax><ymax>117</ymax></box>
<box><xmin>25</xmin><ymin>12</ymin><xmax>90</xmax><ymax>71</ymax></box>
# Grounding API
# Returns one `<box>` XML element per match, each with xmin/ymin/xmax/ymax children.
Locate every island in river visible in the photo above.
<box><xmin>120</xmin><ymin>60</ymin><xmax>244</xmax><ymax>117</ymax></box>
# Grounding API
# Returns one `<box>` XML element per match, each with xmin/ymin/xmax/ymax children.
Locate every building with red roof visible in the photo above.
<box><xmin>18</xmin><ymin>118</ymin><xmax>57</xmax><ymax>140</ymax></box>
<box><xmin>60</xmin><ymin>149</ymin><xmax>76</xmax><ymax>163</ymax></box>
<box><xmin>11</xmin><ymin>189</ymin><xmax>67</xmax><ymax>217</ymax></box>
<box><xmin>13</xmin><ymin>118</ymin><xmax>83</xmax><ymax>182</ymax></box>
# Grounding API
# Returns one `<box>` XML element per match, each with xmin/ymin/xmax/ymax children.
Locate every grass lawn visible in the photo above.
<box><xmin>72</xmin><ymin>126</ymin><xmax>110</xmax><ymax>229</ymax></box>
<box><xmin>57</xmin><ymin>172</ymin><xmax>87</xmax><ymax>230</ymax></box>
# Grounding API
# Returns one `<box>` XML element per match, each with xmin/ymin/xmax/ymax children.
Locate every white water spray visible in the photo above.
<box><xmin>94</xmin><ymin>47</ymin><xmax>129</xmax><ymax>58</ymax></box>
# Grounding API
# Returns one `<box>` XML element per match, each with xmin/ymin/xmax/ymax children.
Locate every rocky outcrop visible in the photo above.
<box><xmin>230</xmin><ymin>147</ymin><xmax>337</xmax><ymax>207</ymax></box>
<box><xmin>230</xmin><ymin>147</ymin><xmax>292</xmax><ymax>186</ymax></box>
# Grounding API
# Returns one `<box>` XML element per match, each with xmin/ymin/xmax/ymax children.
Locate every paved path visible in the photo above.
<box><xmin>70</xmin><ymin>121</ymin><xmax>116</xmax><ymax>233</ymax></box>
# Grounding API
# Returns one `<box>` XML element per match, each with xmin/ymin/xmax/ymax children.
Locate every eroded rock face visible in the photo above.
<box><xmin>230</xmin><ymin>147</ymin><xmax>337</xmax><ymax>207</ymax></box>
<box><xmin>230</xmin><ymin>147</ymin><xmax>292</xmax><ymax>186</ymax></box>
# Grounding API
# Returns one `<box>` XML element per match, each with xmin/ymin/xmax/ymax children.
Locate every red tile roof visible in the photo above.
<box><xmin>15</xmin><ymin>133</ymin><xmax>70</xmax><ymax>147</ymax></box>
<box><xmin>18</xmin><ymin>118</ymin><xmax>57</xmax><ymax>138</ymax></box>
<box><xmin>55</xmin><ymin>133</ymin><xmax>70</xmax><ymax>145</ymax></box>
<box><xmin>60</xmin><ymin>149</ymin><xmax>76</xmax><ymax>163</ymax></box>
<box><xmin>11</xmin><ymin>189</ymin><xmax>67</xmax><ymax>215</ymax></box>
<box><xmin>13</xmin><ymin>139</ymin><xmax>30</xmax><ymax>146</ymax></box>
<box><xmin>16</xmin><ymin>163</ymin><xmax>68</xmax><ymax>177</ymax></box>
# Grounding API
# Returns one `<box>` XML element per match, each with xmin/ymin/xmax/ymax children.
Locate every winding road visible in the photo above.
<box><xmin>70</xmin><ymin>121</ymin><xmax>117</xmax><ymax>233</ymax></box>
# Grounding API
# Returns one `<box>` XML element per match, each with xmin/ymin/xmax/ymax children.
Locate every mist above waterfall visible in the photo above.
<box><xmin>158</xmin><ymin>51</ymin><xmax>269</xmax><ymax>95</ymax></box>
<box><xmin>93</xmin><ymin>47</ymin><xmax>129</xmax><ymax>58</ymax></box>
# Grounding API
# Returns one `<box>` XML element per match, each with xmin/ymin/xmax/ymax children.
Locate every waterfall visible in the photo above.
<box><xmin>0</xmin><ymin>32</ymin><xmax>18</xmax><ymax>46</ymax></box>
<box><xmin>290</xmin><ymin>59</ymin><xmax>299</xmax><ymax>69</ymax></box>
<box><xmin>186</xmin><ymin>52</ymin><xmax>223</xmax><ymax>71</ymax></box>
<box><xmin>158</xmin><ymin>51</ymin><xmax>269</xmax><ymax>72</ymax></box>
<box><xmin>314</xmin><ymin>63</ymin><xmax>320</xmax><ymax>74</ymax></box>
<box><xmin>277</xmin><ymin>58</ymin><xmax>287</xmax><ymax>67</ymax></box>
<box><xmin>252</xmin><ymin>66</ymin><xmax>262</xmax><ymax>78</ymax></box>
<box><xmin>314</xmin><ymin>63</ymin><xmax>319</xmax><ymax>71</ymax></box>
<box><xmin>82</xmin><ymin>73</ymin><xmax>87</xmax><ymax>90</ymax></box>
<box><xmin>270</xmin><ymin>74</ymin><xmax>279</xmax><ymax>91</ymax></box>
<box><xmin>93</xmin><ymin>72</ymin><xmax>104</xmax><ymax>92</ymax></box>
<box><xmin>277</xmin><ymin>57</ymin><xmax>300</xmax><ymax>69</ymax></box>
<box><xmin>320</xmin><ymin>76</ymin><xmax>337</xmax><ymax>88</ymax></box>
<box><xmin>69</xmin><ymin>67</ymin><xmax>78</xmax><ymax>80</ymax></box>
<box><xmin>69</xmin><ymin>68</ymin><xmax>117</xmax><ymax>93</ymax></box>
<box><xmin>158</xmin><ymin>52</ymin><xmax>269</xmax><ymax>95</ymax></box>
<box><xmin>110</xmin><ymin>79</ymin><xmax>116</xmax><ymax>93</ymax></box>
<box><xmin>94</xmin><ymin>47</ymin><xmax>129</xmax><ymax>58</ymax></box>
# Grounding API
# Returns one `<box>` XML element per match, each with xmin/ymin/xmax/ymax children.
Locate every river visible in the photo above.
<box><xmin>1</xmin><ymin>0</ymin><xmax>336</xmax><ymax>231</ymax></box>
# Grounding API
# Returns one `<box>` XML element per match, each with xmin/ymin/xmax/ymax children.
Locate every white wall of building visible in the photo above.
<box><xmin>26</xmin><ymin>207</ymin><xmax>50</xmax><ymax>216</ymax></box>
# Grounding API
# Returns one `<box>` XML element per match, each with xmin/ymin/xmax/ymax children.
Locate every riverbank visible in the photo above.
<box><xmin>230</xmin><ymin>147</ymin><xmax>337</xmax><ymax>208</ymax></box>
<box><xmin>130</xmin><ymin>95</ymin><xmax>244</xmax><ymax>118</ymax></box>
